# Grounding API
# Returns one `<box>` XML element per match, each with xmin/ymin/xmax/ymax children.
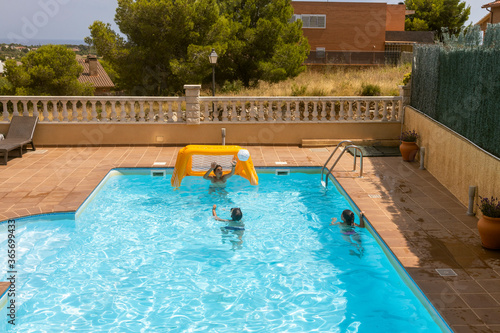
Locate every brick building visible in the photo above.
<box><xmin>291</xmin><ymin>1</ymin><xmax>433</xmax><ymax>65</ymax></box>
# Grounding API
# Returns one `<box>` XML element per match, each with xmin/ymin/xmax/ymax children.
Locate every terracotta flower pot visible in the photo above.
<box><xmin>399</xmin><ymin>141</ymin><xmax>419</xmax><ymax>162</ymax></box>
<box><xmin>478</xmin><ymin>216</ymin><xmax>500</xmax><ymax>249</ymax></box>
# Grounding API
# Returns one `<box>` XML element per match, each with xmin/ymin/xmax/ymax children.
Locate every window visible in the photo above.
<box><xmin>316</xmin><ymin>47</ymin><xmax>326</xmax><ymax>59</ymax></box>
<box><xmin>292</xmin><ymin>14</ymin><xmax>326</xmax><ymax>29</ymax></box>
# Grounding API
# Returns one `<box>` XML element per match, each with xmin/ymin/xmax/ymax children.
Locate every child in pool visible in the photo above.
<box><xmin>213</xmin><ymin>204</ymin><xmax>244</xmax><ymax>250</ymax></box>
<box><xmin>330</xmin><ymin>209</ymin><xmax>365</xmax><ymax>251</ymax></box>
<box><xmin>203</xmin><ymin>160</ymin><xmax>236</xmax><ymax>187</ymax></box>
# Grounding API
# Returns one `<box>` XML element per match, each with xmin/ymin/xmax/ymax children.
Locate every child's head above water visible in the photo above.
<box><xmin>341</xmin><ymin>209</ymin><xmax>355</xmax><ymax>225</ymax></box>
<box><xmin>230</xmin><ymin>208</ymin><xmax>243</xmax><ymax>221</ymax></box>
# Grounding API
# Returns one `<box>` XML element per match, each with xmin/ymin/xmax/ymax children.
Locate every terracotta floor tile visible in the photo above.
<box><xmin>440</xmin><ymin>308</ymin><xmax>483</xmax><ymax>326</ymax></box>
<box><xmin>461</xmin><ymin>293</ymin><xmax>500</xmax><ymax>308</ymax></box>
<box><xmin>474</xmin><ymin>308</ymin><xmax>500</xmax><ymax>325</ymax></box>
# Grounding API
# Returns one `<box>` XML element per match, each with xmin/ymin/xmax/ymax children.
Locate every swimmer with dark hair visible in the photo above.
<box><xmin>203</xmin><ymin>161</ymin><xmax>236</xmax><ymax>187</ymax></box>
<box><xmin>213</xmin><ymin>204</ymin><xmax>245</xmax><ymax>250</ymax></box>
<box><xmin>212</xmin><ymin>204</ymin><xmax>243</xmax><ymax>224</ymax></box>
<box><xmin>330</xmin><ymin>209</ymin><xmax>365</xmax><ymax>252</ymax></box>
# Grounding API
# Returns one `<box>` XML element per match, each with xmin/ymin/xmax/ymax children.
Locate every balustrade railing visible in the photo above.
<box><xmin>0</xmin><ymin>95</ymin><xmax>402</xmax><ymax>123</ymax></box>
<box><xmin>0</xmin><ymin>96</ymin><xmax>187</xmax><ymax>123</ymax></box>
<box><xmin>201</xmin><ymin>96</ymin><xmax>402</xmax><ymax>122</ymax></box>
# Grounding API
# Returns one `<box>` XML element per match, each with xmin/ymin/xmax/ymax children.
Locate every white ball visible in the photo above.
<box><xmin>237</xmin><ymin>149</ymin><xmax>250</xmax><ymax>162</ymax></box>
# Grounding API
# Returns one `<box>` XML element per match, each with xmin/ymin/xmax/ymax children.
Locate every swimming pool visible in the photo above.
<box><xmin>0</xmin><ymin>168</ymin><xmax>451</xmax><ymax>332</ymax></box>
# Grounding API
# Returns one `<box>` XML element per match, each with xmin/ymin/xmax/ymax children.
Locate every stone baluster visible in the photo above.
<box><xmin>12</xmin><ymin>101</ymin><xmax>19</xmax><ymax>116</ymax></box>
<box><xmin>110</xmin><ymin>101</ymin><xmax>117</xmax><ymax>122</ymax></box>
<box><xmin>374</xmin><ymin>101</ymin><xmax>381</xmax><ymax>120</ymax></box>
<box><xmin>356</xmin><ymin>100</ymin><xmax>362</xmax><ymax>120</ymax></box>
<box><xmin>338</xmin><ymin>100</ymin><xmax>344</xmax><ymax>121</ymax></box>
<box><xmin>33</xmin><ymin>100</ymin><xmax>40</xmax><ymax>119</ymax></box>
<box><xmin>62</xmin><ymin>101</ymin><xmax>69</xmax><ymax>121</ymax></box>
<box><xmin>167</xmin><ymin>102</ymin><xmax>174</xmax><ymax>122</ymax></box>
<box><xmin>137</xmin><ymin>101</ymin><xmax>145</xmax><ymax>122</ymax></box>
<box><xmin>157</xmin><ymin>102</ymin><xmax>163</xmax><ymax>122</ymax></box>
<box><xmin>42</xmin><ymin>101</ymin><xmax>49</xmax><ymax>122</ymax></box>
<box><xmin>347</xmin><ymin>101</ymin><xmax>353</xmax><ymax>121</ymax></box>
<box><xmin>312</xmin><ymin>101</ymin><xmax>318</xmax><ymax>121</ymax></box>
<box><xmin>21</xmin><ymin>100</ymin><xmax>29</xmax><ymax>116</ymax></box>
<box><xmin>258</xmin><ymin>101</ymin><xmax>264</xmax><ymax>121</ymax></box>
<box><xmin>275</xmin><ymin>100</ymin><xmax>282</xmax><ymax>122</ymax></box>
<box><xmin>231</xmin><ymin>102</ymin><xmax>237</xmax><ymax>122</ymax></box>
<box><xmin>120</xmin><ymin>102</ymin><xmax>127</xmax><ymax>121</ymax></box>
<box><xmin>294</xmin><ymin>101</ymin><xmax>300</xmax><ymax>121</ymax></box>
<box><xmin>101</xmin><ymin>101</ymin><xmax>108</xmax><ymax>121</ymax></box>
<box><xmin>71</xmin><ymin>100</ymin><xmax>78</xmax><ymax>122</ymax></box>
<box><xmin>82</xmin><ymin>102</ymin><xmax>88</xmax><ymax>122</ymax></box>
<box><xmin>221</xmin><ymin>102</ymin><xmax>228</xmax><ymax>122</ymax></box>
<box><xmin>285</xmin><ymin>101</ymin><xmax>291</xmax><ymax>121</ymax></box>
<box><xmin>247</xmin><ymin>101</ymin><xmax>254</xmax><ymax>122</ymax></box>
<box><xmin>52</xmin><ymin>100</ymin><xmax>59</xmax><ymax>122</ymax></box>
<box><xmin>90</xmin><ymin>101</ymin><xmax>98</xmax><ymax>122</ymax></box>
<box><xmin>129</xmin><ymin>102</ymin><xmax>136</xmax><ymax>122</ymax></box>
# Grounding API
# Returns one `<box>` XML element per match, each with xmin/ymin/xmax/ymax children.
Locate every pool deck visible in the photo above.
<box><xmin>1</xmin><ymin>146</ymin><xmax>499</xmax><ymax>332</ymax></box>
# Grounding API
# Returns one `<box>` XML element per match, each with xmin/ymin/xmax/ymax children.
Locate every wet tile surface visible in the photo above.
<box><xmin>1</xmin><ymin>145</ymin><xmax>500</xmax><ymax>331</ymax></box>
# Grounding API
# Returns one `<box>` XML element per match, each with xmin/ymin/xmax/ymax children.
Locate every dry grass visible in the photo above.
<box><xmin>205</xmin><ymin>64</ymin><xmax>411</xmax><ymax>97</ymax></box>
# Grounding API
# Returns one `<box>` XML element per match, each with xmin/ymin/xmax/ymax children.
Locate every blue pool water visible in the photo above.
<box><xmin>0</xmin><ymin>169</ymin><xmax>450</xmax><ymax>332</ymax></box>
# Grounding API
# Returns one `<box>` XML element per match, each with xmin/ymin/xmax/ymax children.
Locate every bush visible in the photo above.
<box><xmin>291</xmin><ymin>84</ymin><xmax>307</xmax><ymax>96</ymax></box>
<box><xmin>360</xmin><ymin>83</ymin><xmax>381</xmax><ymax>96</ymax></box>
<box><xmin>221</xmin><ymin>80</ymin><xmax>244</xmax><ymax>93</ymax></box>
<box><xmin>402</xmin><ymin>72</ymin><xmax>411</xmax><ymax>86</ymax></box>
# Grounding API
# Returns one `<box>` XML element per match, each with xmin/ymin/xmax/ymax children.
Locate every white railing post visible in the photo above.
<box><xmin>184</xmin><ymin>84</ymin><xmax>201</xmax><ymax>125</ymax></box>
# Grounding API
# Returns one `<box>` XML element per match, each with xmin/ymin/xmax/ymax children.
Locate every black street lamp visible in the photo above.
<box><xmin>209</xmin><ymin>48</ymin><xmax>218</xmax><ymax>113</ymax></box>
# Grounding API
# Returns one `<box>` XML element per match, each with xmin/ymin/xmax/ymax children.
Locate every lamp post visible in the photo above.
<box><xmin>209</xmin><ymin>48</ymin><xmax>218</xmax><ymax>112</ymax></box>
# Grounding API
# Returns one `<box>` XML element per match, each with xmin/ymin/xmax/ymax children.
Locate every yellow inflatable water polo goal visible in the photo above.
<box><xmin>171</xmin><ymin>145</ymin><xmax>259</xmax><ymax>187</ymax></box>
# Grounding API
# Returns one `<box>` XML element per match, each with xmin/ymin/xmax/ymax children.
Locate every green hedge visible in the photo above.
<box><xmin>411</xmin><ymin>25</ymin><xmax>500</xmax><ymax>158</ymax></box>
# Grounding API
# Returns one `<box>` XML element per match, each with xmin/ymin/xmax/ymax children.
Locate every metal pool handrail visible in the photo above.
<box><xmin>321</xmin><ymin>141</ymin><xmax>364</xmax><ymax>187</ymax></box>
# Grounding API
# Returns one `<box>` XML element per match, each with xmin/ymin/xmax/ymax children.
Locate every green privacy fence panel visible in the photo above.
<box><xmin>411</xmin><ymin>24</ymin><xmax>500</xmax><ymax>158</ymax></box>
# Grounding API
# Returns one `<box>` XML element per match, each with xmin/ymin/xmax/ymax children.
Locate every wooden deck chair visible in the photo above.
<box><xmin>0</xmin><ymin>116</ymin><xmax>38</xmax><ymax>165</ymax></box>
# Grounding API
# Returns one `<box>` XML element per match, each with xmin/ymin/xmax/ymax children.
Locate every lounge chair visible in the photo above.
<box><xmin>0</xmin><ymin>116</ymin><xmax>38</xmax><ymax>165</ymax></box>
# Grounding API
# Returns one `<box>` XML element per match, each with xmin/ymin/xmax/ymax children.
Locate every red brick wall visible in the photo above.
<box><xmin>292</xmin><ymin>2</ymin><xmax>390</xmax><ymax>52</ymax></box>
<box><xmin>493</xmin><ymin>7</ymin><xmax>500</xmax><ymax>24</ymax></box>
<box><xmin>386</xmin><ymin>4</ymin><xmax>406</xmax><ymax>31</ymax></box>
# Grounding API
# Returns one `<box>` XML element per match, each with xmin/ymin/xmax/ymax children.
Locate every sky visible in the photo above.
<box><xmin>0</xmin><ymin>0</ymin><xmax>489</xmax><ymax>44</ymax></box>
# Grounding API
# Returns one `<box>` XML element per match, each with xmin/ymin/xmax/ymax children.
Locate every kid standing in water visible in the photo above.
<box><xmin>212</xmin><ymin>204</ymin><xmax>244</xmax><ymax>250</ymax></box>
<box><xmin>203</xmin><ymin>160</ymin><xmax>236</xmax><ymax>187</ymax></box>
<box><xmin>330</xmin><ymin>209</ymin><xmax>365</xmax><ymax>252</ymax></box>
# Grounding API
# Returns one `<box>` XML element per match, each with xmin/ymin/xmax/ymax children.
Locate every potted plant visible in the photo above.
<box><xmin>399</xmin><ymin>130</ymin><xmax>419</xmax><ymax>162</ymax></box>
<box><xmin>477</xmin><ymin>196</ymin><xmax>500</xmax><ymax>249</ymax></box>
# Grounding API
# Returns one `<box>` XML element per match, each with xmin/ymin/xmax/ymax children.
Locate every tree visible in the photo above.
<box><xmin>3</xmin><ymin>45</ymin><xmax>94</xmax><ymax>96</ymax></box>
<box><xmin>405</xmin><ymin>0</ymin><xmax>471</xmax><ymax>38</ymax></box>
<box><xmin>87</xmin><ymin>0</ymin><xmax>309</xmax><ymax>95</ymax></box>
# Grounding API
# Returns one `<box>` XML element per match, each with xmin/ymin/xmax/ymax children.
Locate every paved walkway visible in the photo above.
<box><xmin>1</xmin><ymin>146</ymin><xmax>499</xmax><ymax>332</ymax></box>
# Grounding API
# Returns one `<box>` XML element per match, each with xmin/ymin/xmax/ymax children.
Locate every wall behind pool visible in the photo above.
<box><xmin>403</xmin><ymin>106</ymin><xmax>500</xmax><ymax>216</ymax></box>
<box><xmin>0</xmin><ymin>122</ymin><xmax>400</xmax><ymax>146</ymax></box>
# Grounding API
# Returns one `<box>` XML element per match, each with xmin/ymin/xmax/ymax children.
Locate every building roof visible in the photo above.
<box><xmin>476</xmin><ymin>13</ymin><xmax>492</xmax><ymax>25</ymax></box>
<box><xmin>482</xmin><ymin>1</ymin><xmax>500</xmax><ymax>8</ymax></box>
<box><xmin>77</xmin><ymin>57</ymin><xmax>114</xmax><ymax>89</ymax></box>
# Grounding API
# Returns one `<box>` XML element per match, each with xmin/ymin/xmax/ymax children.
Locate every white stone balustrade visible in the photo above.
<box><xmin>0</xmin><ymin>88</ymin><xmax>402</xmax><ymax>124</ymax></box>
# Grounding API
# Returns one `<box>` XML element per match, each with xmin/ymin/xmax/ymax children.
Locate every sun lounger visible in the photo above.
<box><xmin>0</xmin><ymin>116</ymin><xmax>38</xmax><ymax>165</ymax></box>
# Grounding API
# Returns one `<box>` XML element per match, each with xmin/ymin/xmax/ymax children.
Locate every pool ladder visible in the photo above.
<box><xmin>320</xmin><ymin>140</ymin><xmax>364</xmax><ymax>187</ymax></box>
